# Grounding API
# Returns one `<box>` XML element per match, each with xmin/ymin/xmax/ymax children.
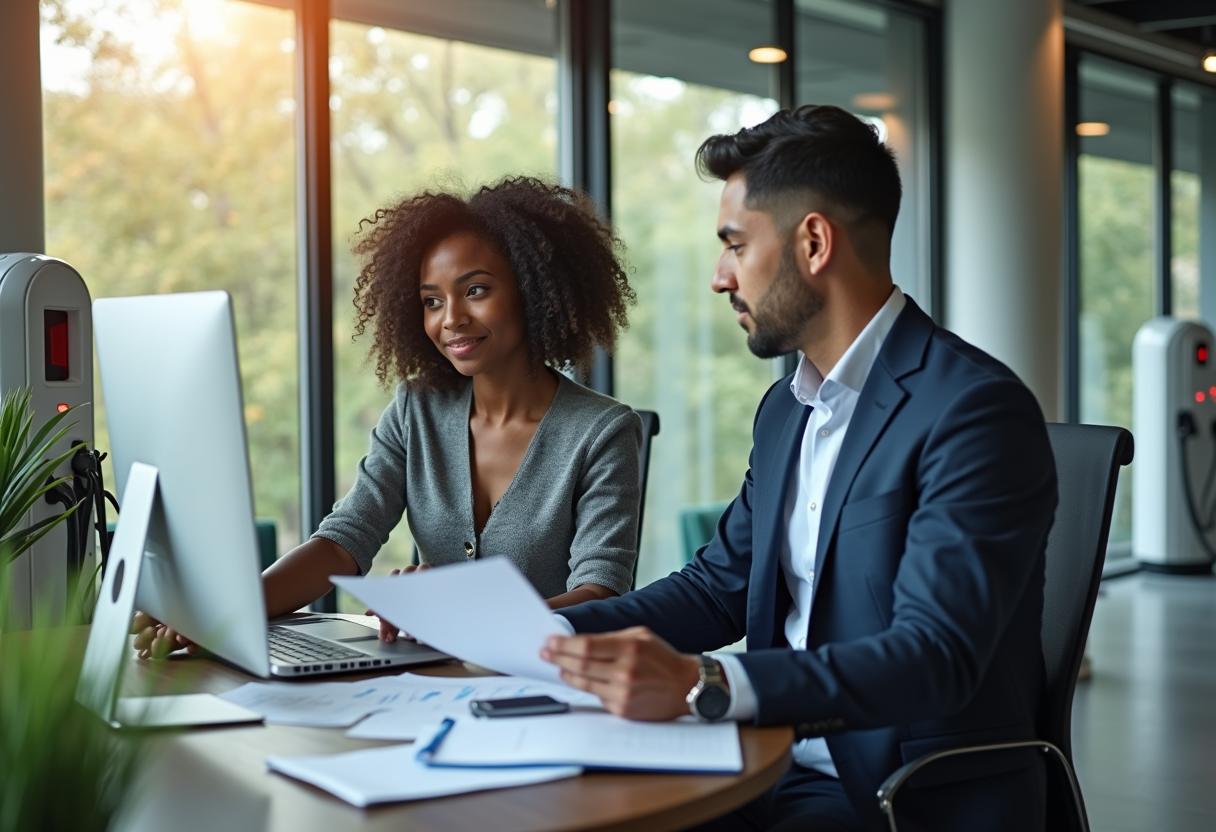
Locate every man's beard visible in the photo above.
<box><xmin>738</xmin><ymin>249</ymin><xmax>823</xmax><ymax>359</ymax></box>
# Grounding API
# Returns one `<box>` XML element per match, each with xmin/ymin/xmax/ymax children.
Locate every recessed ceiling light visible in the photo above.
<box><xmin>748</xmin><ymin>46</ymin><xmax>788</xmax><ymax>64</ymax></box>
<box><xmin>852</xmin><ymin>92</ymin><xmax>896</xmax><ymax>111</ymax></box>
<box><xmin>1075</xmin><ymin>122</ymin><xmax>1111</xmax><ymax>137</ymax></box>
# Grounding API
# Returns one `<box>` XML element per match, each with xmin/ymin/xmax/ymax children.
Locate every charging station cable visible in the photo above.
<box><xmin>1175</xmin><ymin>411</ymin><xmax>1216</xmax><ymax>562</ymax></box>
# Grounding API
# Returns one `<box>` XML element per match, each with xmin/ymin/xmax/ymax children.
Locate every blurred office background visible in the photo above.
<box><xmin>21</xmin><ymin>0</ymin><xmax>1216</xmax><ymax>589</ymax></box>
<box><xmin>4</xmin><ymin>3</ymin><xmax>1216</xmax><ymax>826</ymax></box>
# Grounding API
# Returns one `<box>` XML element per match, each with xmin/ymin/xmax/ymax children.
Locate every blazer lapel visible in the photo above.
<box><xmin>748</xmin><ymin>400</ymin><xmax>810</xmax><ymax>650</ymax></box>
<box><xmin>808</xmin><ymin>299</ymin><xmax>933</xmax><ymax>611</ymax></box>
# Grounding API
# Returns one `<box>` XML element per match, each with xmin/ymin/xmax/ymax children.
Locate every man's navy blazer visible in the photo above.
<box><xmin>562</xmin><ymin>298</ymin><xmax>1058</xmax><ymax>829</ymax></box>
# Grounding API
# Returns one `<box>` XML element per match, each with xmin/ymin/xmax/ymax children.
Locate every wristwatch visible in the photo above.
<box><xmin>686</xmin><ymin>655</ymin><xmax>731</xmax><ymax>722</ymax></box>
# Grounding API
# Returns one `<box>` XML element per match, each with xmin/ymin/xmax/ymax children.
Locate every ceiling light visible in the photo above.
<box><xmin>748</xmin><ymin>46</ymin><xmax>788</xmax><ymax>64</ymax></box>
<box><xmin>852</xmin><ymin>92</ymin><xmax>896</xmax><ymax>111</ymax></box>
<box><xmin>1075</xmin><ymin>122</ymin><xmax>1111</xmax><ymax>137</ymax></box>
<box><xmin>1204</xmin><ymin>50</ymin><xmax>1216</xmax><ymax>74</ymax></box>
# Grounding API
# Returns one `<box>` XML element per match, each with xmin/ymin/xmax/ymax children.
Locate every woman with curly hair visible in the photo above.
<box><xmin>129</xmin><ymin>177</ymin><xmax>642</xmax><ymax>660</ymax></box>
<box><xmin>259</xmin><ymin>176</ymin><xmax>641</xmax><ymax>630</ymax></box>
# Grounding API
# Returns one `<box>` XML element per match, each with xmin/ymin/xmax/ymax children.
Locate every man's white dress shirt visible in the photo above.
<box><xmin>715</xmin><ymin>286</ymin><xmax>906</xmax><ymax>776</ymax></box>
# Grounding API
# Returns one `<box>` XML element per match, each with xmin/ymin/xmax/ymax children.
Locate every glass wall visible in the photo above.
<box><xmin>40</xmin><ymin>0</ymin><xmax>301</xmax><ymax>549</ymax></box>
<box><xmin>611</xmin><ymin>0</ymin><xmax>780</xmax><ymax>586</ymax></box>
<box><xmin>1076</xmin><ymin>55</ymin><xmax>1158</xmax><ymax>552</ymax></box>
<box><xmin>795</xmin><ymin>0</ymin><xmax>932</xmax><ymax>304</ymax></box>
<box><xmin>37</xmin><ymin>0</ymin><xmax>938</xmax><ymax>604</ymax></box>
<box><xmin>329</xmin><ymin>1</ymin><xmax>557</xmax><ymax>606</ymax></box>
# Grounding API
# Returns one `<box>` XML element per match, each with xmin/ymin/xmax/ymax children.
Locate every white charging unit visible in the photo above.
<box><xmin>0</xmin><ymin>253</ymin><xmax>94</xmax><ymax>625</ymax></box>
<box><xmin>1133</xmin><ymin>317</ymin><xmax>1216</xmax><ymax>573</ymax></box>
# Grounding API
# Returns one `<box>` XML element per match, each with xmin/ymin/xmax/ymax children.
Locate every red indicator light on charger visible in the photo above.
<box><xmin>56</xmin><ymin>403</ymin><xmax>70</xmax><ymax>413</ymax></box>
<box><xmin>1198</xmin><ymin>344</ymin><xmax>1210</xmax><ymax>365</ymax></box>
<box><xmin>1197</xmin><ymin>391</ymin><xmax>1208</xmax><ymax>403</ymax></box>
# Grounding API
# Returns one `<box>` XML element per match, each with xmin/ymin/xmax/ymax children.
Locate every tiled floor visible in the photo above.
<box><xmin>1072</xmin><ymin>572</ymin><xmax>1216</xmax><ymax>832</ymax></box>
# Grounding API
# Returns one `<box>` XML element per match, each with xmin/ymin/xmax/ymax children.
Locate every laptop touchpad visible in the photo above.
<box><xmin>289</xmin><ymin>618</ymin><xmax>378</xmax><ymax>642</ymax></box>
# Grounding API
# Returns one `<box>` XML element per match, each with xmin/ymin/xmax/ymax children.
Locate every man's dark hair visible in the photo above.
<box><xmin>350</xmin><ymin>176</ymin><xmax>634</xmax><ymax>391</ymax></box>
<box><xmin>696</xmin><ymin>105</ymin><xmax>902</xmax><ymax>252</ymax></box>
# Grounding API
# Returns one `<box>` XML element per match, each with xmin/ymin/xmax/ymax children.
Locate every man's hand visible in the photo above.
<box><xmin>129</xmin><ymin>610</ymin><xmax>195</xmax><ymax>659</ymax></box>
<box><xmin>541</xmin><ymin>626</ymin><xmax>703</xmax><ymax>721</ymax></box>
<box><xmin>367</xmin><ymin>564</ymin><xmax>429</xmax><ymax>642</ymax></box>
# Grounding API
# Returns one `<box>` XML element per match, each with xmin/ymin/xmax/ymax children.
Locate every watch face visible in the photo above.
<box><xmin>695</xmin><ymin>684</ymin><xmax>731</xmax><ymax>721</ymax></box>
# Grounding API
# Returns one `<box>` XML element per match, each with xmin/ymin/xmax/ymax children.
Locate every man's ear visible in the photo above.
<box><xmin>795</xmin><ymin>212</ymin><xmax>834</xmax><ymax>277</ymax></box>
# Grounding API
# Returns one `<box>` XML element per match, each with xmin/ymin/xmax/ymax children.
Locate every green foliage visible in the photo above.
<box><xmin>0</xmin><ymin>375</ymin><xmax>142</xmax><ymax>832</ymax></box>
<box><xmin>0</xmin><ymin>389</ymin><xmax>82</xmax><ymax>563</ymax></box>
<box><xmin>0</xmin><ymin>568</ymin><xmax>143</xmax><ymax>832</ymax></box>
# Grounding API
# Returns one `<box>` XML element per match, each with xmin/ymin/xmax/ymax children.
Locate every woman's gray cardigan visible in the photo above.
<box><xmin>313</xmin><ymin>374</ymin><xmax>642</xmax><ymax>597</ymax></box>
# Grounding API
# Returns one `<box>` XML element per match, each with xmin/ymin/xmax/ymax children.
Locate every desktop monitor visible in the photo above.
<box><xmin>93</xmin><ymin>291</ymin><xmax>270</xmax><ymax>676</ymax></box>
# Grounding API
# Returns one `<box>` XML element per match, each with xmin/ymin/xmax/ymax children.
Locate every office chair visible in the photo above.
<box><xmin>678</xmin><ymin>500</ymin><xmax>731</xmax><ymax>565</ymax></box>
<box><xmin>876</xmin><ymin>422</ymin><xmax>1134</xmax><ymax>832</ymax></box>
<box><xmin>632</xmin><ymin>409</ymin><xmax>661</xmax><ymax>589</ymax></box>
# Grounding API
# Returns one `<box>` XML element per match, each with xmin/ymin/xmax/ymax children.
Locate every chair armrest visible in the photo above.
<box><xmin>876</xmin><ymin>740</ymin><xmax>1089</xmax><ymax>832</ymax></box>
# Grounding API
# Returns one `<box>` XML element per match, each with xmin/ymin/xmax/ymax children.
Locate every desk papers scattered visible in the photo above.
<box><xmin>218</xmin><ymin>679</ymin><xmax>407</xmax><ymax>727</ymax></box>
<box><xmin>345</xmin><ymin>673</ymin><xmax>600</xmax><ymax>741</ymax></box>
<box><xmin>423</xmin><ymin>712</ymin><xmax>743</xmax><ymax>774</ymax></box>
<box><xmin>266</xmin><ymin>744</ymin><xmax>581</xmax><ymax>807</ymax></box>
<box><xmin>331</xmin><ymin>559</ymin><xmax>565</xmax><ymax>682</ymax></box>
<box><xmin>217</xmin><ymin>672</ymin><xmax>599</xmax><ymax>733</ymax></box>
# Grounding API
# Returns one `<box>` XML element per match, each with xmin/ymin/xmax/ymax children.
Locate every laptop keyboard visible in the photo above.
<box><xmin>268</xmin><ymin>626</ymin><xmax>365</xmax><ymax>665</ymax></box>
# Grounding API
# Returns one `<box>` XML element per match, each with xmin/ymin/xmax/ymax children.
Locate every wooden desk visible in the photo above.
<box><xmin>119</xmin><ymin>651</ymin><xmax>793</xmax><ymax>832</ymax></box>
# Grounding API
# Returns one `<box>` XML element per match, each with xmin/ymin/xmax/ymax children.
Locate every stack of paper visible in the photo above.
<box><xmin>422</xmin><ymin>712</ymin><xmax>743</xmax><ymax>774</ymax></box>
<box><xmin>267</xmin><ymin>745</ymin><xmax>581</xmax><ymax>807</ymax></box>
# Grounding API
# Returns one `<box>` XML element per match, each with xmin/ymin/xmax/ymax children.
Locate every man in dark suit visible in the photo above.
<box><xmin>542</xmin><ymin>105</ymin><xmax>1057</xmax><ymax>831</ymax></box>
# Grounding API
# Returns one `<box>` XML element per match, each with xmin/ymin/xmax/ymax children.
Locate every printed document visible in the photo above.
<box><xmin>218</xmin><ymin>679</ymin><xmax>407</xmax><ymax>727</ymax></box>
<box><xmin>422</xmin><ymin>712</ymin><xmax>743</xmax><ymax>773</ymax></box>
<box><xmin>332</xmin><ymin>559</ymin><xmax>567</xmax><ymax>682</ymax></box>
<box><xmin>345</xmin><ymin>673</ymin><xmax>601</xmax><ymax>741</ymax></box>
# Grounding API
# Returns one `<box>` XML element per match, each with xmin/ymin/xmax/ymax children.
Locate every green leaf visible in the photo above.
<box><xmin>0</xmin><ymin>389</ymin><xmax>83</xmax><ymax>563</ymax></box>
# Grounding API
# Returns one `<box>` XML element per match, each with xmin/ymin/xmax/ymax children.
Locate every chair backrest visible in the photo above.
<box><xmin>1040</xmin><ymin>423</ymin><xmax>1133</xmax><ymax>761</ymax></box>
<box><xmin>633</xmin><ymin>410</ymin><xmax>661</xmax><ymax>588</ymax></box>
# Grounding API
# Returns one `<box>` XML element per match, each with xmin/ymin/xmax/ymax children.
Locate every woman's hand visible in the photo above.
<box><xmin>366</xmin><ymin>564</ymin><xmax>429</xmax><ymax>642</ymax></box>
<box><xmin>129</xmin><ymin>610</ymin><xmax>196</xmax><ymax>659</ymax></box>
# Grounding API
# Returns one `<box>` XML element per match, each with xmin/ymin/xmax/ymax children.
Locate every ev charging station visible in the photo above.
<box><xmin>1133</xmin><ymin>317</ymin><xmax>1216</xmax><ymax>573</ymax></box>
<box><xmin>0</xmin><ymin>253</ymin><xmax>94</xmax><ymax>625</ymax></box>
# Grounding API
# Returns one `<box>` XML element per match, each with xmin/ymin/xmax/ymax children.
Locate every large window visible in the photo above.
<box><xmin>1070</xmin><ymin>54</ymin><xmax>1216</xmax><ymax>565</ymax></box>
<box><xmin>612</xmin><ymin>0</ymin><xmax>780</xmax><ymax>586</ymax></box>
<box><xmin>1076</xmin><ymin>56</ymin><xmax>1157</xmax><ymax>551</ymax></box>
<box><xmin>795</xmin><ymin>0</ymin><xmax>933</xmax><ymax>305</ymax></box>
<box><xmin>329</xmin><ymin>3</ymin><xmax>557</xmax><ymax>606</ymax></box>
<box><xmin>40</xmin><ymin>0</ymin><xmax>301</xmax><ymax>550</ymax></box>
<box><xmin>1171</xmin><ymin>82</ymin><xmax>1212</xmax><ymax>321</ymax></box>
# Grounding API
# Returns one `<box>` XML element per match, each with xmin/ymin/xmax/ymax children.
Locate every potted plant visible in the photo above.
<box><xmin>0</xmin><ymin>388</ymin><xmax>143</xmax><ymax>832</ymax></box>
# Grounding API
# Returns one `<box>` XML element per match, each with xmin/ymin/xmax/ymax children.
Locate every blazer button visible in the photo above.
<box><xmin>464</xmin><ymin>541</ymin><xmax>475</xmax><ymax>559</ymax></box>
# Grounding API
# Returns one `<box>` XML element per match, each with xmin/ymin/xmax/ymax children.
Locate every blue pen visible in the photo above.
<box><xmin>415</xmin><ymin>717</ymin><xmax>456</xmax><ymax>764</ymax></box>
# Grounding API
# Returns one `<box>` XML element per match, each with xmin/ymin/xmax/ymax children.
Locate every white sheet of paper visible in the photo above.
<box><xmin>345</xmin><ymin>674</ymin><xmax>602</xmax><ymax>741</ymax></box>
<box><xmin>425</xmin><ymin>712</ymin><xmax>743</xmax><ymax>773</ymax></box>
<box><xmin>267</xmin><ymin>745</ymin><xmax>581</xmax><ymax>807</ymax></box>
<box><xmin>218</xmin><ymin>680</ymin><xmax>409</xmax><ymax>727</ymax></box>
<box><xmin>331</xmin><ymin>559</ymin><xmax>566</xmax><ymax>682</ymax></box>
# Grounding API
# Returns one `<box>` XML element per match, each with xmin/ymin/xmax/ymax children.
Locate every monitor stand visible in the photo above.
<box><xmin>76</xmin><ymin>462</ymin><xmax>262</xmax><ymax>730</ymax></box>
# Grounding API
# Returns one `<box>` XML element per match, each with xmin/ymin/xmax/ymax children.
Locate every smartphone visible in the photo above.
<box><xmin>469</xmin><ymin>695</ymin><xmax>570</xmax><ymax>718</ymax></box>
